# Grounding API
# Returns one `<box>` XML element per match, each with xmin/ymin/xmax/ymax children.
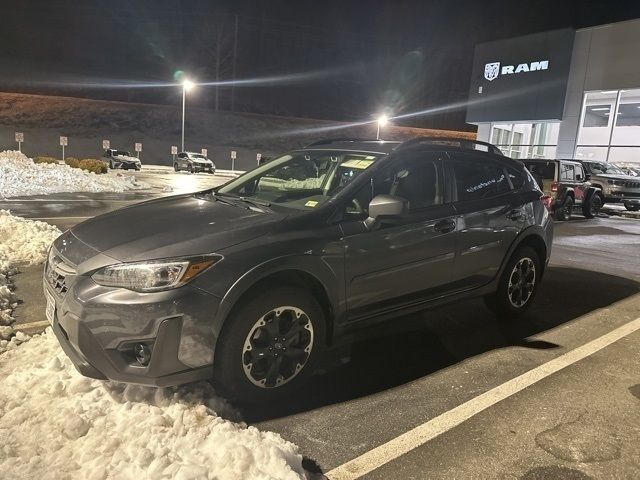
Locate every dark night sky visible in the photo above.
<box><xmin>1</xmin><ymin>0</ymin><xmax>640</xmax><ymax>130</ymax></box>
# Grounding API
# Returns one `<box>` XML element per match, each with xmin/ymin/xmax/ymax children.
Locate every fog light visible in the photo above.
<box><xmin>134</xmin><ymin>343</ymin><xmax>152</xmax><ymax>366</ymax></box>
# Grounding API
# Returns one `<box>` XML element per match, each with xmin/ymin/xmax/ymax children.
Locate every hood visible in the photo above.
<box><xmin>114</xmin><ymin>154</ymin><xmax>140</xmax><ymax>162</ymax></box>
<box><xmin>595</xmin><ymin>173</ymin><xmax>636</xmax><ymax>181</ymax></box>
<box><xmin>68</xmin><ymin>194</ymin><xmax>285</xmax><ymax>264</ymax></box>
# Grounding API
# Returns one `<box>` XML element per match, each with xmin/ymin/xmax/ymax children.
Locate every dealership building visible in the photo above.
<box><xmin>467</xmin><ymin>18</ymin><xmax>640</xmax><ymax>164</ymax></box>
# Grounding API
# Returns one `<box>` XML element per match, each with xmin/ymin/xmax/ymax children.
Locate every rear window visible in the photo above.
<box><xmin>524</xmin><ymin>161</ymin><xmax>556</xmax><ymax>180</ymax></box>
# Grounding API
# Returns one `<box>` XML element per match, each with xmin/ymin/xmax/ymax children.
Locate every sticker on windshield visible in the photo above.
<box><xmin>305</xmin><ymin>200</ymin><xmax>319</xmax><ymax>207</ymax></box>
<box><xmin>341</xmin><ymin>159</ymin><xmax>375</xmax><ymax>169</ymax></box>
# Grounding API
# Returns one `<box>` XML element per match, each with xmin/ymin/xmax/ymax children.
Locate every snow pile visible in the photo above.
<box><xmin>0</xmin><ymin>331</ymin><xmax>306</xmax><ymax>480</ymax></box>
<box><xmin>0</xmin><ymin>210</ymin><xmax>61</xmax><ymax>353</ymax></box>
<box><xmin>0</xmin><ymin>150</ymin><xmax>147</xmax><ymax>198</ymax></box>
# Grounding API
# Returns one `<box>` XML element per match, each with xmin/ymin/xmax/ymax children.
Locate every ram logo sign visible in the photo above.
<box><xmin>484</xmin><ymin>62</ymin><xmax>500</xmax><ymax>81</ymax></box>
<box><xmin>484</xmin><ymin>60</ymin><xmax>549</xmax><ymax>81</ymax></box>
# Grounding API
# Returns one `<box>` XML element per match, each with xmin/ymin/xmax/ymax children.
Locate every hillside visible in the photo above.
<box><xmin>0</xmin><ymin>93</ymin><xmax>475</xmax><ymax>170</ymax></box>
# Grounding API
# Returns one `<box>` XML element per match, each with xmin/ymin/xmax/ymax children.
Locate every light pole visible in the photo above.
<box><xmin>181</xmin><ymin>79</ymin><xmax>194</xmax><ymax>152</ymax></box>
<box><xmin>376</xmin><ymin>114</ymin><xmax>389</xmax><ymax>140</ymax></box>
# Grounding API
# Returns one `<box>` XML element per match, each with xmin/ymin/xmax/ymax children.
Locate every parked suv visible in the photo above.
<box><xmin>523</xmin><ymin>159</ymin><xmax>603</xmax><ymax>221</ymax></box>
<box><xmin>579</xmin><ymin>160</ymin><xmax>640</xmax><ymax>211</ymax></box>
<box><xmin>45</xmin><ymin>138</ymin><xmax>552</xmax><ymax>401</ymax></box>
<box><xmin>103</xmin><ymin>149</ymin><xmax>141</xmax><ymax>170</ymax></box>
<box><xmin>174</xmin><ymin>151</ymin><xmax>216</xmax><ymax>174</ymax></box>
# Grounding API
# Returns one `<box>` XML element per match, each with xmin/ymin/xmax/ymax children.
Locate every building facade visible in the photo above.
<box><xmin>467</xmin><ymin>19</ymin><xmax>640</xmax><ymax>164</ymax></box>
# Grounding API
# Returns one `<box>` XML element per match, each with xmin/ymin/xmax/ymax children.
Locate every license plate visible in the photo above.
<box><xmin>45</xmin><ymin>290</ymin><xmax>56</xmax><ymax>325</ymax></box>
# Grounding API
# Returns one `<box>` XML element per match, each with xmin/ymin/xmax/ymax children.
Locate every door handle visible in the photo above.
<box><xmin>433</xmin><ymin>219</ymin><xmax>456</xmax><ymax>233</ymax></box>
<box><xmin>506</xmin><ymin>209</ymin><xmax>524</xmax><ymax>221</ymax></box>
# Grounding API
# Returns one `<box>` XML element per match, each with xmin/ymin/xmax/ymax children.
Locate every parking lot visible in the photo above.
<box><xmin>2</xmin><ymin>168</ymin><xmax>638</xmax><ymax>479</ymax></box>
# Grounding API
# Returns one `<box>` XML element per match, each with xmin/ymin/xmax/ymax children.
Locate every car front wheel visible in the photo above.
<box><xmin>582</xmin><ymin>192</ymin><xmax>602</xmax><ymax>219</ymax></box>
<box><xmin>485</xmin><ymin>246</ymin><xmax>541</xmax><ymax>318</ymax></box>
<box><xmin>213</xmin><ymin>286</ymin><xmax>325</xmax><ymax>402</ymax></box>
<box><xmin>174</xmin><ymin>163</ymin><xmax>179</xmax><ymax>172</ymax></box>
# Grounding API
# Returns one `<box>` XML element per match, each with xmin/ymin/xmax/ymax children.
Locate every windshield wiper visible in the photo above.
<box><xmin>239</xmin><ymin>196</ymin><xmax>271</xmax><ymax>208</ymax></box>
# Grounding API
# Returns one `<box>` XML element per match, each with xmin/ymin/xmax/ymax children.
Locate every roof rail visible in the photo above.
<box><xmin>396</xmin><ymin>137</ymin><xmax>504</xmax><ymax>156</ymax></box>
<box><xmin>305</xmin><ymin>137</ymin><xmax>381</xmax><ymax>147</ymax></box>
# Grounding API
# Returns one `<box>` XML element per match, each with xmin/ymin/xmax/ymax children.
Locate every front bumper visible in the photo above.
<box><xmin>602</xmin><ymin>188</ymin><xmax>640</xmax><ymax>205</ymax></box>
<box><xmin>192</xmin><ymin>163</ymin><xmax>215</xmax><ymax>172</ymax></box>
<box><xmin>44</xmin><ymin>265</ymin><xmax>221</xmax><ymax>387</ymax></box>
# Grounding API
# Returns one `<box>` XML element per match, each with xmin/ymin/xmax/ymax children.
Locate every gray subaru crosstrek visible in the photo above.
<box><xmin>44</xmin><ymin>138</ymin><xmax>553</xmax><ymax>401</ymax></box>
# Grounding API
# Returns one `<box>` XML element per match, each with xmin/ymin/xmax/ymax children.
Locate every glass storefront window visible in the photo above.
<box><xmin>576</xmin><ymin>89</ymin><xmax>640</xmax><ymax>163</ymax></box>
<box><xmin>611</xmin><ymin>88</ymin><xmax>640</xmax><ymax>146</ymax></box>
<box><xmin>575</xmin><ymin>146</ymin><xmax>608</xmax><ymax>162</ymax></box>
<box><xmin>608</xmin><ymin>147</ymin><xmax>640</xmax><ymax>163</ymax></box>
<box><xmin>577</xmin><ymin>91</ymin><xmax>618</xmax><ymax>146</ymax></box>
<box><xmin>489</xmin><ymin>122</ymin><xmax>559</xmax><ymax>160</ymax></box>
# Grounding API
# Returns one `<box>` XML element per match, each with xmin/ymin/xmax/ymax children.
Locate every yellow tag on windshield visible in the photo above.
<box><xmin>305</xmin><ymin>200</ymin><xmax>318</xmax><ymax>207</ymax></box>
<box><xmin>341</xmin><ymin>159</ymin><xmax>374</xmax><ymax>169</ymax></box>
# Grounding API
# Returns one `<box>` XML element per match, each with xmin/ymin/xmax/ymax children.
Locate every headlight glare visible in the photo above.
<box><xmin>91</xmin><ymin>255</ymin><xmax>220</xmax><ymax>292</ymax></box>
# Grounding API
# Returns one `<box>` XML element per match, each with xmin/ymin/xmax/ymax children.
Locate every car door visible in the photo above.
<box><xmin>447</xmin><ymin>153</ymin><xmax>525</xmax><ymax>288</ymax></box>
<box><xmin>340</xmin><ymin>151</ymin><xmax>457</xmax><ymax>321</ymax></box>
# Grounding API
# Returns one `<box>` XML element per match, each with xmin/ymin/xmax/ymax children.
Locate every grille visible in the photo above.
<box><xmin>46</xmin><ymin>251</ymin><xmax>75</xmax><ymax>296</ymax></box>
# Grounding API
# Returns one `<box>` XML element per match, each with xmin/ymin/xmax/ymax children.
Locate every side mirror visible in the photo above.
<box><xmin>585</xmin><ymin>173</ymin><xmax>592</xmax><ymax>181</ymax></box>
<box><xmin>364</xmin><ymin>194</ymin><xmax>409</xmax><ymax>229</ymax></box>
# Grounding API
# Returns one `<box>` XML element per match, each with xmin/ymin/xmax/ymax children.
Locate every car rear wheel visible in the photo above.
<box><xmin>582</xmin><ymin>192</ymin><xmax>602</xmax><ymax>219</ymax></box>
<box><xmin>624</xmin><ymin>203</ymin><xmax>640</xmax><ymax>212</ymax></box>
<box><xmin>173</xmin><ymin>163</ymin><xmax>179</xmax><ymax>172</ymax></box>
<box><xmin>109</xmin><ymin>160</ymin><xmax>115</xmax><ymax>169</ymax></box>
<box><xmin>554</xmin><ymin>196</ymin><xmax>573</xmax><ymax>221</ymax></box>
<box><xmin>187</xmin><ymin>164</ymin><xmax>193</xmax><ymax>174</ymax></box>
<box><xmin>213</xmin><ymin>286</ymin><xmax>325</xmax><ymax>402</ymax></box>
<box><xmin>485</xmin><ymin>246</ymin><xmax>541</xmax><ymax>318</ymax></box>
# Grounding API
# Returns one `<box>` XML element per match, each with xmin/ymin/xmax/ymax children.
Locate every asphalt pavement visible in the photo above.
<box><xmin>2</xmin><ymin>169</ymin><xmax>639</xmax><ymax>479</ymax></box>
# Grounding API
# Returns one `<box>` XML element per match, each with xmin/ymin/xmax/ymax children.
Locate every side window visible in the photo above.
<box><xmin>344</xmin><ymin>153</ymin><xmax>443</xmax><ymax>218</ymax></box>
<box><xmin>560</xmin><ymin>163</ymin><xmax>575</xmax><ymax>181</ymax></box>
<box><xmin>507</xmin><ymin>168</ymin><xmax>525</xmax><ymax>189</ymax></box>
<box><xmin>575</xmin><ymin>165</ymin><xmax>584</xmax><ymax>181</ymax></box>
<box><xmin>450</xmin><ymin>156</ymin><xmax>510</xmax><ymax>202</ymax></box>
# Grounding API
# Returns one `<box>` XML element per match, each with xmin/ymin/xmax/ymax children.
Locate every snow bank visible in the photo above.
<box><xmin>0</xmin><ymin>150</ymin><xmax>147</xmax><ymax>198</ymax></box>
<box><xmin>0</xmin><ymin>210</ymin><xmax>61</xmax><ymax>353</ymax></box>
<box><xmin>0</xmin><ymin>331</ymin><xmax>306</xmax><ymax>480</ymax></box>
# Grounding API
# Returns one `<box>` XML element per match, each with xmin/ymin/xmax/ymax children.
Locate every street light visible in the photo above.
<box><xmin>181</xmin><ymin>79</ymin><xmax>195</xmax><ymax>151</ymax></box>
<box><xmin>376</xmin><ymin>114</ymin><xmax>389</xmax><ymax>140</ymax></box>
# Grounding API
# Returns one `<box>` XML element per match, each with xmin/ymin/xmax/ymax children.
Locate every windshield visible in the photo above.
<box><xmin>192</xmin><ymin>154</ymin><xmax>206</xmax><ymax>159</ymax></box>
<box><xmin>588</xmin><ymin>161</ymin><xmax>624</xmax><ymax>175</ymax></box>
<box><xmin>217</xmin><ymin>150</ymin><xmax>384</xmax><ymax>209</ymax></box>
<box><xmin>115</xmin><ymin>150</ymin><xmax>131</xmax><ymax>156</ymax></box>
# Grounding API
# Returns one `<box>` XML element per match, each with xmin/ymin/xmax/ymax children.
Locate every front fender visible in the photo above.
<box><xmin>211</xmin><ymin>254</ymin><xmax>344</xmax><ymax>341</ymax></box>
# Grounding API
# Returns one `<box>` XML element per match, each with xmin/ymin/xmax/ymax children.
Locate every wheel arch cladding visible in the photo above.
<box><xmin>516</xmin><ymin>234</ymin><xmax>547</xmax><ymax>273</ymax></box>
<box><xmin>213</xmin><ymin>262</ymin><xmax>338</xmax><ymax>351</ymax></box>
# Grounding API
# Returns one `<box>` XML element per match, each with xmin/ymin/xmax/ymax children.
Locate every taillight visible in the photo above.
<box><xmin>551</xmin><ymin>182</ymin><xmax>558</xmax><ymax>192</ymax></box>
<box><xmin>541</xmin><ymin>195</ymin><xmax>553</xmax><ymax>211</ymax></box>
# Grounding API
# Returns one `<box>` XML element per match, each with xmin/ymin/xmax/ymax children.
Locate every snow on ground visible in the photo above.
<box><xmin>0</xmin><ymin>211</ymin><xmax>307</xmax><ymax>479</ymax></box>
<box><xmin>0</xmin><ymin>331</ymin><xmax>306</xmax><ymax>480</ymax></box>
<box><xmin>0</xmin><ymin>150</ymin><xmax>148</xmax><ymax>198</ymax></box>
<box><xmin>0</xmin><ymin>210</ymin><xmax>61</xmax><ymax>353</ymax></box>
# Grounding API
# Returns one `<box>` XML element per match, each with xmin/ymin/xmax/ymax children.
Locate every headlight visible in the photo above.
<box><xmin>91</xmin><ymin>255</ymin><xmax>221</xmax><ymax>292</ymax></box>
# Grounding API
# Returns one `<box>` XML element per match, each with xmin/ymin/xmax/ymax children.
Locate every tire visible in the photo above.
<box><xmin>484</xmin><ymin>246</ymin><xmax>541</xmax><ymax>318</ymax></box>
<box><xmin>109</xmin><ymin>160</ymin><xmax>115</xmax><ymax>169</ymax></box>
<box><xmin>624</xmin><ymin>203</ymin><xmax>640</xmax><ymax>212</ymax></box>
<box><xmin>187</xmin><ymin>164</ymin><xmax>193</xmax><ymax>174</ymax></box>
<box><xmin>582</xmin><ymin>192</ymin><xmax>602</xmax><ymax>219</ymax></box>
<box><xmin>554</xmin><ymin>196</ymin><xmax>573</xmax><ymax>221</ymax></box>
<box><xmin>173</xmin><ymin>163</ymin><xmax>179</xmax><ymax>172</ymax></box>
<box><xmin>213</xmin><ymin>286</ymin><xmax>325</xmax><ymax>403</ymax></box>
